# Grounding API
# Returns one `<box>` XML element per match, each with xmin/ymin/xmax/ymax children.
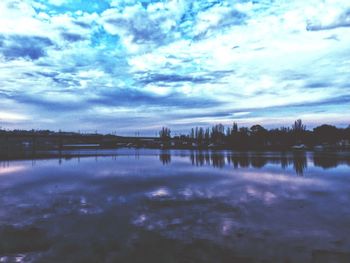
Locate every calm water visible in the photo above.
<box><xmin>0</xmin><ymin>149</ymin><xmax>350</xmax><ymax>263</ymax></box>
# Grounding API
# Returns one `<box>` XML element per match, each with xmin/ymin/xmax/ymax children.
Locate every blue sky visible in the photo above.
<box><xmin>0</xmin><ymin>0</ymin><xmax>349</xmax><ymax>135</ymax></box>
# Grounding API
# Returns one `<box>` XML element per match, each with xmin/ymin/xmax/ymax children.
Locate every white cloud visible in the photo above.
<box><xmin>305</xmin><ymin>0</ymin><xmax>350</xmax><ymax>31</ymax></box>
<box><xmin>0</xmin><ymin>111</ymin><xmax>29</xmax><ymax>122</ymax></box>
<box><xmin>100</xmin><ymin>0</ymin><xmax>189</xmax><ymax>53</ymax></box>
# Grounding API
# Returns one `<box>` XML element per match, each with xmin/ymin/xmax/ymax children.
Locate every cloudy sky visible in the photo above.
<box><xmin>0</xmin><ymin>0</ymin><xmax>349</xmax><ymax>135</ymax></box>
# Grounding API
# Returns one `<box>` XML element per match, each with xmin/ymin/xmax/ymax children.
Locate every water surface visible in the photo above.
<box><xmin>0</xmin><ymin>149</ymin><xmax>350</xmax><ymax>263</ymax></box>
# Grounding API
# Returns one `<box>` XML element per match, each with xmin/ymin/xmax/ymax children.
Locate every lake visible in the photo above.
<box><xmin>0</xmin><ymin>149</ymin><xmax>350</xmax><ymax>263</ymax></box>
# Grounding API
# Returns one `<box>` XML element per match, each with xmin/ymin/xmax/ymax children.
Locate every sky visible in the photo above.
<box><xmin>0</xmin><ymin>0</ymin><xmax>349</xmax><ymax>135</ymax></box>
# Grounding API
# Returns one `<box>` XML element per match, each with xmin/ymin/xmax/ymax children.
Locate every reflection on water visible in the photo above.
<box><xmin>160</xmin><ymin>150</ymin><xmax>350</xmax><ymax>176</ymax></box>
<box><xmin>159</xmin><ymin>151</ymin><xmax>171</xmax><ymax>165</ymax></box>
<box><xmin>2</xmin><ymin>149</ymin><xmax>350</xmax><ymax>176</ymax></box>
<box><xmin>0</xmin><ymin>164</ymin><xmax>26</xmax><ymax>175</ymax></box>
<box><xmin>0</xmin><ymin>149</ymin><xmax>350</xmax><ymax>263</ymax></box>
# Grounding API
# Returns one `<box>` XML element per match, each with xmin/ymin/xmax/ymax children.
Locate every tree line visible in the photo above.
<box><xmin>159</xmin><ymin>120</ymin><xmax>350</xmax><ymax>149</ymax></box>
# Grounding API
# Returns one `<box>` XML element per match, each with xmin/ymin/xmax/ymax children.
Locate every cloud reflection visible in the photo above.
<box><xmin>0</xmin><ymin>164</ymin><xmax>26</xmax><ymax>175</ymax></box>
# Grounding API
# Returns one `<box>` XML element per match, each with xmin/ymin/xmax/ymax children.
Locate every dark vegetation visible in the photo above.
<box><xmin>160</xmin><ymin>119</ymin><xmax>350</xmax><ymax>150</ymax></box>
<box><xmin>0</xmin><ymin>120</ymin><xmax>349</xmax><ymax>159</ymax></box>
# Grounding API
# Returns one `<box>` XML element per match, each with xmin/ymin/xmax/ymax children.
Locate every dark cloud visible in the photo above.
<box><xmin>4</xmin><ymin>90</ymin><xmax>85</xmax><ymax>113</ymax></box>
<box><xmin>21</xmin><ymin>71</ymin><xmax>80</xmax><ymax>88</ymax></box>
<box><xmin>0</xmin><ymin>35</ymin><xmax>53</xmax><ymax>60</ymax></box>
<box><xmin>307</xmin><ymin>23</ymin><xmax>350</xmax><ymax>31</ymax></box>
<box><xmin>266</xmin><ymin>95</ymin><xmax>350</xmax><ymax>112</ymax></box>
<box><xmin>138</xmin><ymin>74</ymin><xmax>212</xmax><ymax>85</ymax></box>
<box><xmin>5</xmin><ymin>86</ymin><xmax>219</xmax><ymax>116</ymax></box>
<box><xmin>304</xmin><ymin>82</ymin><xmax>331</xmax><ymax>89</ymax></box>
<box><xmin>137</xmin><ymin>70</ymin><xmax>234</xmax><ymax>85</ymax></box>
<box><xmin>306</xmin><ymin>10</ymin><xmax>350</xmax><ymax>31</ymax></box>
<box><xmin>169</xmin><ymin>94</ymin><xmax>350</xmax><ymax>121</ymax></box>
<box><xmin>88</xmin><ymin>88</ymin><xmax>219</xmax><ymax>109</ymax></box>
<box><xmin>61</xmin><ymin>32</ymin><xmax>86</xmax><ymax>42</ymax></box>
<box><xmin>214</xmin><ymin>9</ymin><xmax>247</xmax><ymax>27</ymax></box>
<box><xmin>23</xmin><ymin>72</ymin><xmax>36</xmax><ymax>77</ymax></box>
<box><xmin>169</xmin><ymin>110</ymin><xmax>236</xmax><ymax>120</ymax></box>
<box><xmin>103</xmin><ymin>3</ymin><xmax>248</xmax><ymax>47</ymax></box>
<box><xmin>52</xmin><ymin>77</ymin><xmax>80</xmax><ymax>87</ymax></box>
<box><xmin>36</xmin><ymin>72</ymin><xmax>59</xmax><ymax>78</ymax></box>
<box><xmin>73</xmin><ymin>21</ymin><xmax>92</xmax><ymax>29</ymax></box>
<box><xmin>211</xmin><ymin>70</ymin><xmax>235</xmax><ymax>77</ymax></box>
<box><xmin>246</xmin><ymin>95</ymin><xmax>350</xmax><ymax>118</ymax></box>
<box><xmin>105</xmin><ymin>16</ymin><xmax>170</xmax><ymax>45</ymax></box>
<box><xmin>298</xmin><ymin>94</ymin><xmax>350</xmax><ymax>107</ymax></box>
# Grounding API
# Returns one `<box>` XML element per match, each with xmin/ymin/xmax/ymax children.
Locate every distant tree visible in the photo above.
<box><xmin>159</xmin><ymin>127</ymin><xmax>171</xmax><ymax>141</ymax></box>
<box><xmin>250</xmin><ymin>124</ymin><xmax>267</xmax><ymax>135</ymax></box>
<box><xmin>197</xmin><ymin>127</ymin><xmax>204</xmax><ymax>144</ymax></box>
<box><xmin>192</xmin><ymin>127</ymin><xmax>205</xmax><ymax>144</ymax></box>
<box><xmin>313</xmin><ymin>124</ymin><xmax>339</xmax><ymax>144</ymax></box>
<box><xmin>346</xmin><ymin>125</ymin><xmax>350</xmax><ymax>140</ymax></box>
<box><xmin>292</xmin><ymin>119</ymin><xmax>306</xmax><ymax>132</ymax></box>
<box><xmin>204</xmin><ymin>128</ymin><xmax>210</xmax><ymax>143</ymax></box>
<box><xmin>280</xmin><ymin>126</ymin><xmax>290</xmax><ymax>133</ymax></box>
<box><xmin>239</xmin><ymin>127</ymin><xmax>249</xmax><ymax>135</ymax></box>
<box><xmin>226</xmin><ymin>122</ymin><xmax>239</xmax><ymax>147</ymax></box>
<box><xmin>292</xmin><ymin>119</ymin><xmax>307</xmax><ymax>144</ymax></box>
<box><xmin>211</xmin><ymin>124</ymin><xmax>225</xmax><ymax>143</ymax></box>
<box><xmin>232</xmin><ymin>122</ymin><xmax>238</xmax><ymax>133</ymax></box>
<box><xmin>226</xmin><ymin>127</ymin><xmax>231</xmax><ymax>137</ymax></box>
<box><xmin>250</xmin><ymin>125</ymin><xmax>267</xmax><ymax>148</ymax></box>
<box><xmin>190</xmin><ymin>128</ymin><xmax>195</xmax><ymax>140</ymax></box>
<box><xmin>234</xmin><ymin>127</ymin><xmax>250</xmax><ymax>148</ymax></box>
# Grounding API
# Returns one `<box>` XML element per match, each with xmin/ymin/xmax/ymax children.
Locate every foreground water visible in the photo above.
<box><xmin>0</xmin><ymin>149</ymin><xmax>350</xmax><ymax>263</ymax></box>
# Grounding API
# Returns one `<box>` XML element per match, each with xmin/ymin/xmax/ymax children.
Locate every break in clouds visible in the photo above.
<box><xmin>0</xmin><ymin>0</ymin><xmax>350</xmax><ymax>134</ymax></box>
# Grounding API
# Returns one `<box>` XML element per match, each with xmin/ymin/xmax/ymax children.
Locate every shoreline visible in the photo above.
<box><xmin>1</xmin><ymin>147</ymin><xmax>350</xmax><ymax>162</ymax></box>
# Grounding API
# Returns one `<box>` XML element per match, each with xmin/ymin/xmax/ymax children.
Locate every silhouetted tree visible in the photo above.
<box><xmin>250</xmin><ymin>125</ymin><xmax>266</xmax><ymax>134</ymax></box>
<box><xmin>159</xmin><ymin>127</ymin><xmax>171</xmax><ymax>141</ymax></box>
<box><xmin>250</xmin><ymin>124</ymin><xmax>268</xmax><ymax>148</ymax></box>
<box><xmin>346</xmin><ymin>125</ymin><xmax>350</xmax><ymax>140</ymax></box>
<box><xmin>313</xmin><ymin>124</ymin><xmax>339</xmax><ymax>145</ymax></box>
<box><xmin>292</xmin><ymin>119</ymin><xmax>306</xmax><ymax>132</ymax></box>
<box><xmin>190</xmin><ymin>128</ymin><xmax>195</xmax><ymax>141</ymax></box>
<box><xmin>227</xmin><ymin>122</ymin><xmax>239</xmax><ymax>147</ymax></box>
<box><xmin>211</xmin><ymin>124</ymin><xmax>225</xmax><ymax>144</ymax></box>
<box><xmin>204</xmin><ymin>128</ymin><xmax>210</xmax><ymax>144</ymax></box>
<box><xmin>232</xmin><ymin>122</ymin><xmax>238</xmax><ymax>133</ymax></box>
<box><xmin>2</xmin><ymin>120</ymin><xmax>349</xmax><ymax>152</ymax></box>
<box><xmin>235</xmin><ymin>127</ymin><xmax>250</xmax><ymax>149</ymax></box>
<box><xmin>292</xmin><ymin>119</ymin><xmax>306</xmax><ymax>144</ymax></box>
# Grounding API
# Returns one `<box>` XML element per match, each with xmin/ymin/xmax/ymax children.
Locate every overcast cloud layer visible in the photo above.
<box><xmin>0</xmin><ymin>0</ymin><xmax>349</xmax><ymax>135</ymax></box>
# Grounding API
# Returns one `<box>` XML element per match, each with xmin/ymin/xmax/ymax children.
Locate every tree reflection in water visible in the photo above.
<box><xmin>159</xmin><ymin>150</ymin><xmax>350</xmax><ymax>176</ymax></box>
<box><xmin>159</xmin><ymin>151</ymin><xmax>171</xmax><ymax>165</ymax></box>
